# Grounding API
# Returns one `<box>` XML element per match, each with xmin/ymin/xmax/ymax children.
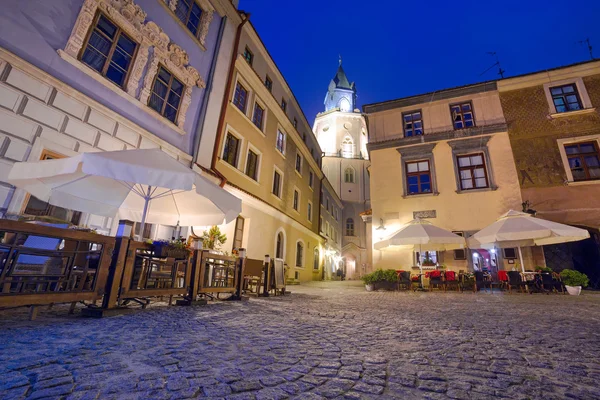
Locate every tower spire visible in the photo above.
<box><xmin>339</xmin><ymin>54</ymin><xmax>342</xmax><ymax>66</ymax></box>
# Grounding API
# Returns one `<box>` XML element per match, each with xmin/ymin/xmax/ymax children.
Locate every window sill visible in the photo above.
<box><xmin>294</xmin><ymin>266</ymin><xmax>305</xmax><ymax>269</ymax></box>
<box><xmin>295</xmin><ymin>170</ymin><xmax>302</xmax><ymax>178</ymax></box>
<box><xmin>402</xmin><ymin>192</ymin><xmax>440</xmax><ymax>199</ymax></box>
<box><xmin>455</xmin><ymin>186</ymin><xmax>498</xmax><ymax>194</ymax></box>
<box><xmin>549</xmin><ymin>108</ymin><xmax>597</xmax><ymax>119</ymax></box>
<box><xmin>271</xmin><ymin>193</ymin><xmax>282</xmax><ymax>201</ymax></box>
<box><xmin>58</xmin><ymin>50</ymin><xmax>187</xmax><ymax>136</ymax></box>
<box><xmin>276</xmin><ymin>149</ymin><xmax>286</xmax><ymax>160</ymax></box>
<box><xmin>566</xmin><ymin>179</ymin><xmax>600</xmax><ymax>187</ymax></box>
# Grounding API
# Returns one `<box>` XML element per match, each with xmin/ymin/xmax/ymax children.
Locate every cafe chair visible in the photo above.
<box><xmin>444</xmin><ymin>270</ymin><xmax>460</xmax><ymax>292</ymax></box>
<box><xmin>507</xmin><ymin>271</ymin><xmax>527</xmax><ymax>294</ymax></box>
<box><xmin>474</xmin><ymin>271</ymin><xmax>492</xmax><ymax>293</ymax></box>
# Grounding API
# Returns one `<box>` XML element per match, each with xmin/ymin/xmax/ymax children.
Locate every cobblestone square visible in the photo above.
<box><xmin>2</xmin><ymin>282</ymin><xmax>600</xmax><ymax>399</ymax></box>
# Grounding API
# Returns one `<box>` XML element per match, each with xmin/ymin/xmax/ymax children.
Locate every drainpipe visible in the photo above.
<box><xmin>191</xmin><ymin>15</ymin><xmax>228</xmax><ymax>167</ymax></box>
<box><xmin>211</xmin><ymin>11</ymin><xmax>250</xmax><ymax>187</ymax></box>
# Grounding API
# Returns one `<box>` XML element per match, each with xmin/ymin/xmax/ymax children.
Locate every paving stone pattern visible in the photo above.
<box><xmin>2</xmin><ymin>282</ymin><xmax>600</xmax><ymax>399</ymax></box>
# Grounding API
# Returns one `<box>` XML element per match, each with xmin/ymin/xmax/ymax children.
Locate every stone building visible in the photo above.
<box><xmin>313</xmin><ymin>62</ymin><xmax>371</xmax><ymax>279</ymax></box>
<box><xmin>320</xmin><ymin>177</ymin><xmax>343</xmax><ymax>280</ymax></box>
<box><xmin>498</xmin><ymin>60</ymin><xmax>600</xmax><ymax>287</ymax></box>
<box><xmin>212</xmin><ymin>21</ymin><xmax>330</xmax><ymax>282</ymax></box>
<box><xmin>0</xmin><ymin>0</ymin><xmax>242</xmax><ymax>239</ymax></box>
<box><xmin>364</xmin><ymin>82</ymin><xmax>528</xmax><ymax>276</ymax></box>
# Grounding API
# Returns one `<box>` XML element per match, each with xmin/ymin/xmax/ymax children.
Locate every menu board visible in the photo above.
<box><xmin>273</xmin><ymin>258</ymin><xmax>285</xmax><ymax>289</ymax></box>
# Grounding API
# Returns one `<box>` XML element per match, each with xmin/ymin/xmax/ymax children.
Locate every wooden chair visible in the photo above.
<box><xmin>444</xmin><ymin>270</ymin><xmax>460</xmax><ymax>292</ymax></box>
<box><xmin>474</xmin><ymin>271</ymin><xmax>492</xmax><ymax>293</ymax></box>
<box><xmin>428</xmin><ymin>270</ymin><xmax>444</xmax><ymax>291</ymax></box>
<box><xmin>507</xmin><ymin>271</ymin><xmax>527</xmax><ymax>293</ymax></box>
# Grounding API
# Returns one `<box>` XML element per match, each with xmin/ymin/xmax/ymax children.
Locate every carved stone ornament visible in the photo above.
<box><xmin>64</xmin><ymin>0</ymin><xmax>206</xmax><ymax>129</ymax></box>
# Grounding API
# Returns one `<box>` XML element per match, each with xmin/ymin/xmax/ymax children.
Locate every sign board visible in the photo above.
<box><xmin>272</xmin><ymin>258</ymin><xmax>285</xmax><ymax>289</ymax></box>
<box><xmin>413</xmin><ymin>210</ymin><xmax>436</xmax><ymax>219</ymax></box>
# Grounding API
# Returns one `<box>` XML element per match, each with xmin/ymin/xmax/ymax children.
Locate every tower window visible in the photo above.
<box><xmin>339</xmin><ymin>97</ymin><xmax>351</xmax><ymax>112</ymax></box>
<box><xmin>344</xmin><ymin>167</ymin><xmax>355</xmax><ymax>183</ymax></box>
<box><xmin>342</xmin><ymin>136</ymin><xmax>354</xmax><ymax>158</ymax></box>
<box><xmin>346</xmin><ymin>218</ymin><xmax>354</xmax><ymax>236</ymax></box>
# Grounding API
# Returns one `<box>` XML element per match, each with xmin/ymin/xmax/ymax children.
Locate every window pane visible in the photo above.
<box><xmin>563</xmin><ymin>85</ymin><xmax>575</xmax><ymax>93</ymax></box>
<box><xmin>148</xmin><ymin>93</ymin><xmax>164</xmax><ymax>114</ymax></box>
<box><xmin>553</xmin><ymin>97</ymin><xmax>565</xmax><ymax>106</ymax></box>
<box><xmin>565</xmin><ymin>145</ymin><xmax>579</xmax><ymax>155</ymax></box>
<box><xmin>407</xmin><ymin>163</ymin><xmax>418</xmax><ymax>173</ymax></box>
<box><xmin>164</xmin><ymin>105</ymin><xmax>177</xmax><ymax>123</ymax></box>
<box><xmin>153</xmin><ymin>80</ymin><xmax>168</xmax><ymax>99</ymax></box>
<box><xmin>460</xmin><ymin>170</ymin><xmax>472</xmax><ymax>179</ymax></box>
<box><xmin>171</xmin><ymin>79</ymin><xmax>184</xmax><ymax>95</ymax></box>
<box><xmin>461</xmin><ymin>179</ymin><xmax>473</xmax><ymax>189</ymax></box>
<box><xmin>585</xmin><ymin>155</ymin><xmax>600</xmax><ymax>168</ymax></box>
<box><xmin>420</xmin><ymin>174</ymin><xmax>430</xmax><ymax>184</ymax></box>
<box><xmin>404</xmin><ymin>114</ymin><xmax>412</xmax><ymax>122</ymax></box>
<box><xmin>471</xmin><ymin>155</ymin><xmax>483</xmax><ymax>165</ymax></box>
<box><xmin>81</xmin><ymin>47</ymin><xmax>107</xmax><ymax>72</ymax></box>
<box><xmin>105</xmin><ymin>65</ymin><xmax>125</xmax><ymax>86</ymax></box>
<box><xmin>111</xmin><ymin>47</ymin><xmax>132</xmax><ymax>70</ymax></box>
<box><xmin>421</xmin><ymin>183</ymin><xmax>431</xmax><ymax>192</ymax></box>
<box><xmin>117</xmin><ymin>34</ymin><xmax>136</xmax><ymax>56</ymax></box>
<box><xmin>589</xmin><ymin>167</ymin><xmax>600</xmax><ymax>179</ymax></box>
<box><xmin>550</xmin><ymin>87</ymin><xmax>563</xmax><ymax>95</ymax></box>
<box><xmin>408</xmin><ymin>184</ymin><xmax>419</xmax><ymax>194</ymax></box>
<box><xmin>97</xmin><ymin>16</ymin><xmax>117</xmax><ymax>38</ymax></box>
<box><xmin>566</xmin><ymin>95</ymin><xmax>578</xmax><ymax>103</ymax></box>
<box><xmin>458</xmin><ymin>157</ymin><xmax>470</xmax><ymax>167</ymax></box>
<box><xmin>568</xmin><ymin>103</ymin><xmax>581</xmax><ymax>111</ymax></box>
<box><xmin>556</xmin><ymin>105</ymin><xmax>566</xmax><ymax>113</ymax></box>
<box><xmin>580</xmin><ymin>143</ymin><xmax>595</xmax><ymax>153</ymax></box>
<box><xmin>475</xmin><ymin>177</ymin><xmax>487</xmax><ymax>187</ymax></box>
<box><xmin>474</xmin><ymin>168</ymin><xmax>486</xmax><ymax>178</ymax></box>
<box><xmin>158</xmin><ymin>68</ymin><xmax>172</xmax><ymax>84</ymax></box>
<box><xmin>568</xmin><ymin>157</ymin><xmax>583</xmax><ymax>169</ymax></box>
<box><xmin>462</xmin><ymin>103</ymin><xmax>471</xmax><ymax>111</ymax></box>
<box><xmin>407</xmin><ymin>176</ymin><xmax>418</xmax><ymax>185</ymax></box>
<box><xmin>455</xmin><ymin>121</ymin><xmax>464</xmax><ymax>129</ymax></box>
<box><xmin>465</xmin><ymin>120</ymin><xmax>474</xmax><ymax>127</ymax></box>
<box><xmin>417</xmin><ymin>161</ymin><xmax>429</xmax><ymax>171</ymax></box>
<box><xmin>167</xmin><ymin>91</ymin><xmax>181</xmax><ymax>109</ymax></box>
<box><xmin>87</xmin><ymin>31</ymin><xmax>112</xmax><ymax>55</ymax></box>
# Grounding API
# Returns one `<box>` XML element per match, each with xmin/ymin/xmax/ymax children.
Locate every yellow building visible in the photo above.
<box><xmin>363</xmin><ymin>81</ymin><xmax>540</xmax><ymax>276</ymax></box>
<box><xmin>212</xmin><ymin>21</ymin><xmax>326</xmax><ymax>282</ymax></box>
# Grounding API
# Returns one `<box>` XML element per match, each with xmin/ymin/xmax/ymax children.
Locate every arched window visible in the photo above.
<box><xmin>313</xmin><ymin>248</ymin><xmax>320</xmax><ymax>270</ymax></box>
<box><xmin>296</xmin><ymin>241</ymin><xmax>304</xmax><ymax>267</ymax></box>
<box><xmin>339</xmin><ymin>97</ymin><xmax>351</xmax><ymax>112</ymax></box>
<box><xmin>276</xmin><ymin>231</ymin><xmax>284</xmax><ymax>259</ymax></box>
<box><xmin>346</xmin><ymin>218</ymin><xmax>355</xmax><ymax>236</ymax></box>
<box><xmin>344</xmin><ymin>167</ymin><xmax>355</xmax><ymax>183</ymax></box>
<box><xmin>342</xmin><ymin>136</ymin><xmax>353</xmax><ymax>158</ymax></box>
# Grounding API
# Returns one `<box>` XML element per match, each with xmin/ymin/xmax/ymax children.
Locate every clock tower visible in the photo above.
<box><xmin>313</xmin><ymin>60</ymin><xmax>372</xmax><ymax>279</ymax></box>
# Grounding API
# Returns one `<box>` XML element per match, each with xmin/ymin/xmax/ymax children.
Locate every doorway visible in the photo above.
<box><xmin>472</xmin><ymin>249</ymin><xmax>499</xmax><ymax>280</ymax></box>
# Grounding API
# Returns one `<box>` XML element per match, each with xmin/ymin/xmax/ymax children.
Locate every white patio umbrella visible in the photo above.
<box><xmin>7</xmin><ymin>149</ymin><xmax>242</xmax><ymax>234</ymax></box>
<box><xmin>473</xmin><ymin>210</ymin><xmax>590</xmax><ymax>272</ymax></box>
<box><xmin>374</xmin><ymin>219</ymin><xmax>466</xmax><ymax>286</ymax></box>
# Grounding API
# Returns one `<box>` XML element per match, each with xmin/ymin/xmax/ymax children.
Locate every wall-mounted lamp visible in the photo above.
<box><xmin>376</xmin><ymin>218</ymin><xmax>386</xmax><ymax>231</ymax></box>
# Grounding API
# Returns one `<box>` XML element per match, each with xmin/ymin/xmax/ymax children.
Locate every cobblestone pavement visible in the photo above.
<box><xmin>2</xmin><ymin>282</ymin><xmax>600</xmax><ymax>400</ymax></box>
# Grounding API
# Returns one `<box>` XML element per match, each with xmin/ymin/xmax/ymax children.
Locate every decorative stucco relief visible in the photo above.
<box><xmin>63</xmin><ymin>0</ymin><xmax>206</xmax><ymax>130</ymax></box>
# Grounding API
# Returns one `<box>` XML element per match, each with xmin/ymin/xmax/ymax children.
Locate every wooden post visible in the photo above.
<box><xmin>101</xmin><ymin>237</ymin><xmax>130</xmax><ymax>309</ymax></box>
<box><xmin>260</xmin><ymin>255</ymin><xmax>270</xmax><ymax>297</ymax></box>
<box><xmin>227</xmin><ymin>248</ymin><xmax>246</xmax><ymax>301</ymax></box>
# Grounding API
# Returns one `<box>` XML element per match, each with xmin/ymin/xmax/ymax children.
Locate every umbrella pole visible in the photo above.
<box><xmin>138</xmin><ymin>186</ymin><xmax>152</xmax><ymax>241</ymax></box>
<box><xmin>518</xmin><ymin>246</ymin><xmax>525</xmax><ymax>273</ymax></box>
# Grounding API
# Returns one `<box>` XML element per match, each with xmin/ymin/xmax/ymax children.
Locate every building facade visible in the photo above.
<box><xmin>498</xmin><ymin>60</ymin><xmax>600</xmax><ymax>287</ymax></box>
<box><xmin>313</xmin><ymin>62</ymin><xmax>371</xmax><ymax>279</ymax></box>
<box><xmin>320</xmin><ymin>177</ymin><xmax>343</xmax><ymax>279</ymax></box>
<box><xmin>364</xmin><ymin>82</ymin><xmax>530</xmax><ymax>276</ymax></box>
<box><xmin>213</xmin><ymin>22</ymin><xmax>328</xmax><ymax>282</ymax></box>
<box><xmin>0</xmin><ymin>0</ymin><xmax>241</xmax><ymax>239</ymax></box>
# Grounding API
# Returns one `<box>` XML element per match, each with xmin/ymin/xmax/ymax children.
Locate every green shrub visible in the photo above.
<box><xmin>361</xmin><ymin>269</ymin><xmax>398</xmax><ymax>284</ymax></box>
<box><xmin>560</xmin><ymin>269</ymin><xmax>589</xmax><ymax>287</ymax></box>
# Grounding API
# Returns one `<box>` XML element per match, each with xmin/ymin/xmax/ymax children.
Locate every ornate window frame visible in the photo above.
<box><xmin>162</xmin><ymin>0</ymin><xmax>215</xmax><ymax>49</ymax></box>
<box><xmin>60</xmin><ymin>0</ymin><xmax>205</xmax><ymax>131</ymax></box>
<box><xmin>447</xmin><ymin>136</ymin><xmax>498</xmax><ymax>193</ymax></box>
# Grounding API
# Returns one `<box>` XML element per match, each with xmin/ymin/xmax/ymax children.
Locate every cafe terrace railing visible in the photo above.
<box><xmin>0</xmin><ymin>220</ymin><xmax>115</xmax><ymax>314</ymax></box>
<box><xmin>188</xmin><ymin>250</ymin><xmax>243</xmax><ymax>301</ymax></box>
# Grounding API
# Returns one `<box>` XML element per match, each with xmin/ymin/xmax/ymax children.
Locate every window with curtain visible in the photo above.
<box><xmin>233</xmin><ymin>81</ymin><xmax>248</xmax><ymax>113</ymax></box>
<box><xmin>245</xmin><ymin>149</ymin><xmax>259</xmax><ymax>180</ymax></box>
<box><xmin>81</xmin><ymin>13</ymin><xmax>137</xmax><ymax>88</ymax></box>
<box><xmin>222</xmin><ymin>133</ymin><xmax>240</xmax><ymax>167</ymax></box>
<box><xmin>174</xmin><ymin>0</ymin><xmax>203</xmax><ymax>36</ymax></box>
<box><xmin>148</xmin><ymin>66</ymin><xmax>184</xmax><ymax>124</ymax></box>
<box><xmin>296</xmin><ymin>242</ymin><xmax>304</xmax><ymax>267</ymax></box>
<box><xmin>313</xmin><ymin>248</ymin><xmax>319</xmax><ymax>270</ymax></box>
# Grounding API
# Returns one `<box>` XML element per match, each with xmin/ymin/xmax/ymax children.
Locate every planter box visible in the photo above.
<box><xmin>565</xmin><ymin>285</ymin><xmax>582</xmax><ymax>296</ymax></box>
<box><xmin>153</xmin><ymin>245</ymin><xmax>189</xmax><ymax>259</ymax></box>
<box><xmin>372</xmin><ymin>281</ymin><xmax>397</xmax><ymax>291</ymax></box>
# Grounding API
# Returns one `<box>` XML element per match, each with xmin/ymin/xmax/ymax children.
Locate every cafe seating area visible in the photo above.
<box><xmin>394</xmin><ymin>268</ymin><xmax>567</xmax><ymax>294</ymax></box>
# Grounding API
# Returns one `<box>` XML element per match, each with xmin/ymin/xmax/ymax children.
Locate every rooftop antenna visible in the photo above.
<box><xmin>480</xmin><ymin>52</ymin><xmax>505</xmax><ymax>79</ymax></box>
<box><xmin>577</xmin><ymin>38</ymin><xmax>594</xmax><ymax>60</ymax></box>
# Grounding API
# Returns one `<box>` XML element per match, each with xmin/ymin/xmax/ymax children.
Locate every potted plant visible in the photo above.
<box><xmin>560</xmin><ymin>269</ymin><xmax>589</xmax><ymax>295</ymax></box>
<box><xmin>200</xmin><ymin>225</ymin><xmax>227</xmax><ymax>253</ymax></box>
<box><xmin>362</xmin><ymin>272</ymin><xmax>375</xmax><ymax>291</ymax></box>
<box><xmin>421</xmin><ymin>253</ymin><xmax>436</xmax><ymax>267</ymax></box>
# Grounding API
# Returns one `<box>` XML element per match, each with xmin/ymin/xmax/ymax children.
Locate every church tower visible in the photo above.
<box><xmin>313</xmin><ymin>60</ymin><xmax>372</xmax><ymax>279</ymax></box>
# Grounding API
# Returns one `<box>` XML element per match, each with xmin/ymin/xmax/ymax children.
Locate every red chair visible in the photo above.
<box><xmin>429</xmin><ymin>270</ymin><xmax>444</xmax><ymax>291</ymax></box>
<box><xmin>444</xmin><ymin>270</ymin><xmax>460</xmax><ymax>292</ymax></box>
<box><xmin>498</xmin><ymin>270</ymin><xmax>509</xmax><ymax>290</ymax></box>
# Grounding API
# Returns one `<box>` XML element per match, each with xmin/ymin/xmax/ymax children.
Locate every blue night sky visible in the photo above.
<box><xmin>239</xmin><ymin>0</ymin><xmax>600</xmax><ymax>125</ymax></box>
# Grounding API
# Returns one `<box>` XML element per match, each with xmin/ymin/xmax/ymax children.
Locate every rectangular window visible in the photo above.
<box><xmin>243</xmin><ymin>46</ymin><xmax>253</xmax><ymax>65</ymax></box>
<box><xmin>232</xmin><ymin>216</ymin><xmax>244</xmax><ymax>250</ymax></box>
<box><xmin>503</xmin><ymin>248</ymin><xmax>517</xmax><ymax>259</ymax></box>
<box><xmin>457</xmin><ymin>153</ymin><xmax>488</xmax><ymax>190</ymax></box>
<box><xmin>281</xmin><ymin>98</ymin><xmax>287</xmax><ymax>112</ymax></box>
<box><xmin>565</xmin><ymin>142</ymin><xmax>600</xmax><ymax>181</ymax></box>
<box><xmin>276</xmin><ymin>130</ymin><xmax>285</xmax><ymax>154</ymax></box>
<box><xmin>293</xmin><ymin>189</ymin><xmax>299</xmax><ymax>211</ymax></box>
<box><xmin>308</xmin><ymin>202</ymin><xmax>312</xmax><ymax>221</ymax></box>
<box><xmin>265</xmin><ymin>75</ymin><xmax>272</xmax><ymax>92</ymax></box>
<box><xmin>309</xmin><ymin>171</ymin><xmax>314</xmax><ymax>188</ymax></box>
<box><xmin>450</xmin><ymin>102</ymin><xmax>475</xmax><ymax>129</ymax></box>
<box><xmin>148</xmin><ymin>66</ymin><xmax>184</xmax><ymax>123</ymax></box>
<box><xmin>403</xmin><ymin>110</ymin><xmax>423</xmax><ymax>137</ymax></box>
<box><xmin>320</xmin><ymin>216</ymin><xmax>323</xmax><ymax>231</ymax></box>
<box><xmin>252</xmin><ymin>103</ymin><xmax>264</xmax><ymax>130</ymax></box>
<box><xmin>222</xmin><ymin>133</ymin><xmax>240</xmax><ymax>167</ymax></box>
<box><xmin>245</xmin><ymin>149</ymin><xmax>259</xmax><ymax>180</ymax></box>
<box><xmin>293</xmin><ymin>118</ymin><xmax>298</xmax><ymax>128</ymax></box>
<box><xmin>81</xmin><ymin>13</ymin><xmax>137</xmax><ymax>88</ymax></box>
<box><xmin>233</xmin><ymin>81</ymin><xmax>248</xmax><ymax>113</ymax></box>
<box><xmin>295</xmin><ymin>153</ymin><xmax>302</xmax><ymax>174</ymax></box>
<box><xmin>272</xmin><ymin>170</ymin><xmax>282</xmax><ymax>197</ymax></box>
<box><xmin>174</xmin><ymin>0</ymin><xmax>203</xmax><ymax>36</ymax></box>
<box><xmin>406</xmin><ymin>160</ymin><xmax>432</xmax><ymax>194</ymax></box>
<box><xmin>551</xmin><ymin>84</ymin><xmax>582</xmax><ymax>113</ymax></box>
<box><xmin>302</xmin><ymin>133</ymin><xmax>307</xmax><ymax>142</ymax></box>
